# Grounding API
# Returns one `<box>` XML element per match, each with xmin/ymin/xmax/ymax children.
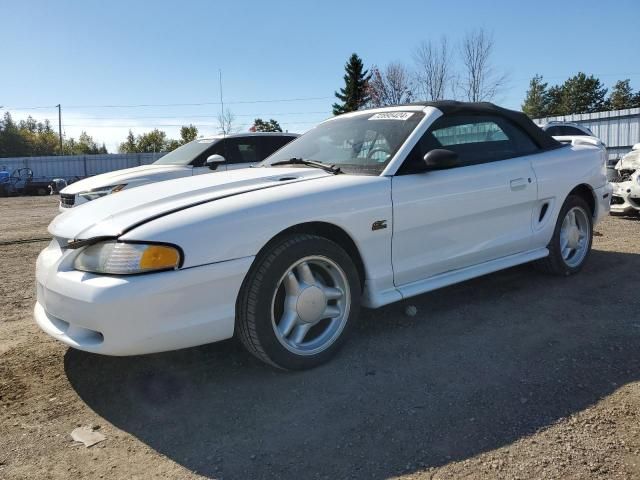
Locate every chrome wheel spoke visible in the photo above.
<box><xmin>297</xmin><ymin>262</ymin><xmax>316</xmax><ymax>286</ymax></box>
<box><xmin>283</xmin><ymin>271</ymin><xmax>300</xmax><ymax>295</ymax></box>
<box><xmin>560</xmin><ymin>235</ymin><xmax>569</xmax><ymax>252</ymax></box>
<box><xmin>278</xmin><ymin>310</ymin><xmax>299</xmax><ymax>337</ymax></box>
<box><xmin>291</xmin><ymin>324</ymin><xmax>311</xmax><ymax>345</ymax></box>
<box><xmin>322</xmin><ymin>286</ymin><xmax>343</xmax><ymax>300</ymax></box>
<box><xmin>322</xmin><ymin>305</ymin><xmax>341</xmax><ymax>319</ymax></box>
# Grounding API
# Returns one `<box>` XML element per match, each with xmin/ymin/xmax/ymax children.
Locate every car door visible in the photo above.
<box><xmin>391</xmin><ymin>114</ymin><xmax>540</xmax><ymax>286</ymax></box>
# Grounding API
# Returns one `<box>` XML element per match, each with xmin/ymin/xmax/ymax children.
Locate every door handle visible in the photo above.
<box><xmin>510</xmin><ymin>178</ymin><xmax>527</xmax><ymax>191</ymax></box>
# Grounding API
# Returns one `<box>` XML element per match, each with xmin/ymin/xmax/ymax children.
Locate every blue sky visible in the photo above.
<box><xmin>1</xmin><ymin>0</ymin><xmax>639</xmax><ymax>152</ymax></box>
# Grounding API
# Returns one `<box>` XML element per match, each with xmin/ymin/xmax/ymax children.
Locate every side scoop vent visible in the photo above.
<box><xmin>539</xmin><ymin>202</ymin><xmax>549</xmax><ymax>222</ymax></box>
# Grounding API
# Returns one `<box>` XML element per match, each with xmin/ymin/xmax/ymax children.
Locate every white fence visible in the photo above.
<box><xmin>534</xmin><ymin>108</ymin><xmax>640</xmax><ymax>160</ymax></box>
<box><xmin>0</xmin><ymin>152</ymin><xmax>167</xmax><ymax>180</ymax></box>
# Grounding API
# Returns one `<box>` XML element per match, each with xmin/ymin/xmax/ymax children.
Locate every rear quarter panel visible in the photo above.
<box><xmin>530</xmin><ymin>144</ymin><xmax>607</xmax><ymax>248</ymax></box>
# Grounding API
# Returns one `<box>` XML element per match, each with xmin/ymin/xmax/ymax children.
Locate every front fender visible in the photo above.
<box><xmin>120</xmin><ymin>175</ymin><xmax>395</xmax><ymax>298</ymax></box>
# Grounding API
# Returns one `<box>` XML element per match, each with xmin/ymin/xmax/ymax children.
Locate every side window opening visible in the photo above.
<box><xmin>220</xmin><ymin>138</ymin><xmax>260</xmax><ymax>164</ymax></box>
<box><xmin>398</xmin><ymin>114</ymin><xmax>540</xmax><ymax>174</ymax></box>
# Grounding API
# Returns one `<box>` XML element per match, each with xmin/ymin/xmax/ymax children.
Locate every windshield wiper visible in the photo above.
<box><xmin>271</xmin><ymin>157</ymin><xmax>341</xmax><ymax>174</ymax></box>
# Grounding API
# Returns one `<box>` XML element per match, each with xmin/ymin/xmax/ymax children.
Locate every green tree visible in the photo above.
<box><xmin>545</xmin><ymin>85</ymin><xmax>564</xmax><ymax>116</ymax></box>
<box><xmin>0</xmin><ymin>112</ymin><xmax>29</xmax><ymax>157</ymax></box>
<box><xmin>165</xmin><ymin>139</ymin><xmax>181</xmax><ymax>151</ymax></box>
<box><xmin>607</xmin><ymin>79</ymin><xmax>635</xmax><ymax>110</ymax></box>
<box><xmin>522</xmin><ymin>75</ymin><xmax>550</xmax><ymax>118</ymax></box>
<box><xmin>32</xmin><ymin>120</ymin><xmax>60</xmax><ymax>155</ymax></box>
<box><xmin>332</xmin><ymin>53</ymin><xmax>371</xmax><ymax>115</ymax></box>
<box><xmin>136</xmin><ymin>129</ymin><xmax>168</xmax><ymax>153</ymax></box>
<box><xmin>119</xmin><ymin>130</ymin><xmax>138</xmax><ymax>153</ymax></box>
<box><xmin>559</xmin><ymin>72</ymin><xmax>607</xmax><ymax>114</ymax></box>
<box><xmin>180</xmin><ymin>124</ymin><xmax>198</xmax><ymax>143</ymax></box>
<box><xmin>62</xmin><ymin>131</ymin><xmax>106</xmax><ymax>155</ymax></box>
<box><xmin>250</xmin><ymin>118</ymin><xmax>283</xmax><ymax>132</ymax></box>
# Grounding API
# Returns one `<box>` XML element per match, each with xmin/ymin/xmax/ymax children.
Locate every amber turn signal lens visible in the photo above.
<box><xmin>139</xmin><ymin>245</ymin><xmax>180</xmax><ymax>270</ymax></box>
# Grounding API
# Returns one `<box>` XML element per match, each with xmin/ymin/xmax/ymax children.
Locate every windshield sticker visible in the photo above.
<box><xmin>369</xmin><ymin>112</ymin><xmax>414</xmax><ymax>121</ymax></box>
<box><xmin>197</xmin><ymin>139</ymin><xmax>215</xmax><ymax>143</ymax></box>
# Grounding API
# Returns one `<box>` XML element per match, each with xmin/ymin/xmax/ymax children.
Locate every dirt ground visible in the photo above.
<box><xmin>1</xmin><ymin>196</ymin><xmax>639</xmax><ymax>480</ymax></box>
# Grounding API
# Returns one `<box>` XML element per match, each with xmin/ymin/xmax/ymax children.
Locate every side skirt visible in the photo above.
<box><xmin>363</xmin><ymin>248</ymin><xmax>549</xmax><ymax>308</ymax></box>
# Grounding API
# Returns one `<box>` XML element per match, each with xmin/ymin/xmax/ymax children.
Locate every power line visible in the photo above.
<box><xmin>61</xmin><ymin>120</ymin><xmax>322</xmax><ymax>127</ymax></box>
<box><xmin>5</xmin><ymin>96</ymin><xmax>333</xmax><ymax>110</ymax></box>
<box><xmin>61</xmin><ymin>111</ymin><xmax>330</xmax><ymax>120</ymax></box>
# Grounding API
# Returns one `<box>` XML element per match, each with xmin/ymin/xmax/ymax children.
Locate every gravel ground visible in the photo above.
<box><xmin>0</xmin><ymin>196</ymin><xmax>639</xmax><ymax>479</ymax></box>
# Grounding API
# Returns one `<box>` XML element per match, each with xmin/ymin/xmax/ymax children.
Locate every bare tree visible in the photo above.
<box><xmin>217</xmin><ymin>108</ymin><xmax>237</xmax><ymax>135</ymax></box>
<box><xmin>458</xmin><ymin>29</ymin><xmax>508</xmax><ymax>102</ymax></box>
<box><xmin>413</xmin><ymin>37</ymin><xmax>452</xmax><ymax>101</ymax></box>
<box><xmin>368</xmin><ymin>62</ymin><xmax>415</xmax><ymax>107</ymax></box>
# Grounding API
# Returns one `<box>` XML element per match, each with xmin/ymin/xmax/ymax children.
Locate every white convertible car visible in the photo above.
<box><xmin>35</xmin><ymin>102</ymin><xmax>611</xmax><ymax>369</ymax></box>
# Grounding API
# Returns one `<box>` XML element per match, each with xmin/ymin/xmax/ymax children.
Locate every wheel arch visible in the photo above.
<box><xmin>568</xmin><ymin>184</ymin><xmax>596</xmax><ymax>217</ymax></box>
<box><xmin>253</xmin><ymin>222</ymin><xmax>367</xmax><ymax>290</ymax></box>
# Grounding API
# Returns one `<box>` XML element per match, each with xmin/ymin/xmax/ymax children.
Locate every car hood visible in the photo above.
<box><xmin>49</xmin><ymin>167</ymin><xmax>331</xmax><ymax>240</ymax></box>
<box><xmin>61</xmin><ymin>164</ymin><xmax>193</xmax><ymax>194</ymax></box>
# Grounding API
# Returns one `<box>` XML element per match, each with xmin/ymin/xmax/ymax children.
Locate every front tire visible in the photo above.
<box><xmin>236</xmin><ymin>234</ymin><xmax>361</xmax><ymax>370</ymax></box>
<box><xmin>535</xmin><ymin>195</ymin><xmax>593</xmax><ymax>276</ymax></box>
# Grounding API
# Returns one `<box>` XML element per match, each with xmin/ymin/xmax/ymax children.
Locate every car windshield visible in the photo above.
<box><xmin>262</xmin><ymin>111</ymin><xmax>424</xmax><ymax>174</ymax></box>
<box><xmin>153</xmin><ymin>138</ymin><xmax>219</xmax><ymax>165</ymax></box>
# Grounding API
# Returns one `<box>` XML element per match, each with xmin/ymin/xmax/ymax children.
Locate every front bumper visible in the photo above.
<box><xmin>610</xmin><ymin>180</ymin><xmax>640</xmax><ymax>214</ymax></box>
<box><xmin>34</xmin><ymin>238</ymin><xmax>254</xmax><ymax>355</ymax></box>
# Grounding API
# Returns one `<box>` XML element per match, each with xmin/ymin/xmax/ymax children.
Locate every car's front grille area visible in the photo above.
<box><xmin>610</xmin><ymin>169</ymin><xmax>635</xmax><ymax>183</ymax></box>
<box><xmin>611</xmin><ymin>195</ymin><xmax>625</xmax><ymax>205</ymax></box>
<box><xmin>60</xmin><ymin>194</ymin><xmax>75</xmax><ymax>208</ymax></box>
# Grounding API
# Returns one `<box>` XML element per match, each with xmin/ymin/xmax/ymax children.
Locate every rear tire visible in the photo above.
<box><xmin>535</xmin><ymin>195</ymin><xmax>593</xmax><ymax>276</ymax></box>
<box><xmin>236</xmin><ymin>234</ymin><xmax>361</xmax><ymax>370</ymax></box>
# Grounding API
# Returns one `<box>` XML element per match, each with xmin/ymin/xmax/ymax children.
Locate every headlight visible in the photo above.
<box><xmin>74</xmin><ymin>241</ymin><xmax>182</xmax><ymax>274</ymax></box>
<box><xmin>78</xmin><ymin>184</ymin><xmax>127</xmax><ymax>201</ymax></box>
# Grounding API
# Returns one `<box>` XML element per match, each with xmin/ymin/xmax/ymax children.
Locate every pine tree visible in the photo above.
<box><xmin>546</xmin><ymin>85</ymin><xmax>564</xmax><ymax>116</ymax></box>
<box><xmin>250</xmin><ymin>118</ymin><xmax>283</xmax><ymax>132</ymax></box>
<box><xmin>522</xmin><ymin>75</ymin><xmax>550</xmax><ymax>118</ymax></box>
<box><xmin>607</xmin><ymin>79</ymin><xmax>635</xmax><ymax>110</ymax></box>
<box><xmin>180</xmin><ymin>124</ymin><xmax>198</xmax><ymax>144</ymax></box>
<box><xmin>332</xmin><ymin>53</ymin><xmax>371</xmax><ymax>115</ymax></box>
<box><xmin>559</xmin><ymin>72</ymin><xmax>607</xmax><ymax>114</ymax></box>
<box><xmin>119</xmin><ymin>130</ymin><xmax>138</xmax><ymax>153</ymax></box>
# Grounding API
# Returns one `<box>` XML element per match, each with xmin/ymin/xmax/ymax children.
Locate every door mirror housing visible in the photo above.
<box><xmin>205</xmin><ymin>154</ymin><xmax>226</xmax><ymax>170</ymax></box>
<box><xmin>423</xmin><ymin>149</ymin><xmax>459</xmax><ymax>170</ymax></box>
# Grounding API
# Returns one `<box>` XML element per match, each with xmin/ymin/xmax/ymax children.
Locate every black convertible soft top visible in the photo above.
<box><xmin>406</xmin><ymin>100</ymin><xmax>562</xmax><ymax>150</ymax></box>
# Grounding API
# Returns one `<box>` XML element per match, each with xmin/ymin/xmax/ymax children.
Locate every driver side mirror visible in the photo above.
<box><xmin>422</xmin><ymin>149</ymin><xmax>459</xmax><ymax>170</ymax></box>
<box><xmin>205</xmin><ymin>154</ymin><xmax>226</xmax><ymax>170</ymax></box>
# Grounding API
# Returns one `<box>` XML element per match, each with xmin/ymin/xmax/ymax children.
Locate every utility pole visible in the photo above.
<box><xmin>218</xmin><ymin>69</ymin><xmax>225</xmax><ymax>136</ymax></box>
<box><xmin>56</xmin><ymin>104</ymin><xmax>63</xmax><ymax>155</ymax></box>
